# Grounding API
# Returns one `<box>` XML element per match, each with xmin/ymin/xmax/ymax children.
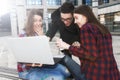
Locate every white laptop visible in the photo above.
<box><xmin>6</xmin><ymin>36</ymin><xmax>64</xmax><ymax>65</ymax></box>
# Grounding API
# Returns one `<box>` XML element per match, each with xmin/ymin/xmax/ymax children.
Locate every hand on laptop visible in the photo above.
<box><xmin>26</xmin><ymin>63</ymin><xmax>43</xmax><ymax>67</ymax></box>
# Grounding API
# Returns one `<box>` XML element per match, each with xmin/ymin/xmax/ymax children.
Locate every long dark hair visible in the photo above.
<box><xmin>24</xmin><ymin>9</ymin><xmax>43</xmax><ymax>36</ymax></box>
<box><xmin>74</xmin><ymin>5</ymin><xmax>109</xmax><ymax>35</ymax></box>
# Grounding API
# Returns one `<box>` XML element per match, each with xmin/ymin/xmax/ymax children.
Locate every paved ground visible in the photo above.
<box><xmin>112</xmin><ymin>36</ymin><xmax>120</xmax><ymax>70</ymax></box>
<box><xmin>0</xmin><ymin>35</ymin><xmax>120</xmax><ymax>80</ymax></box>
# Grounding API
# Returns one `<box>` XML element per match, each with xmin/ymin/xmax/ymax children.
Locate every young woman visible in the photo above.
<box><xmin>18</xmin><ymin>9</ymin><xmax>70</xmax><ymax>80</ymax></box>
<box><xmin>56</xmin><ymin>5</ymin><xmax>120</xmax><ymax>80</ymax></box>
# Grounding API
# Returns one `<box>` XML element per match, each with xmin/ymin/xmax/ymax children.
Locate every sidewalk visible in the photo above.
<box><xmin>112</xmin><ymin>36</ymin><xmax>120</xmax><ymax>70</ymax></box>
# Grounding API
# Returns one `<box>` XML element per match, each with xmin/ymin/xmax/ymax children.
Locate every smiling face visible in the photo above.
<box><xmin>33</xmin><ymin>14</ymin><xmax>43</xmax><ymax>35</ymax></box>
<box><xmin>60</xmin><ymin>13</ymin><xmax>73</xmax><ymax>27</ymax></box>
<box><xmin>33</xmin><ymin>15</ymin><xmax>43</xmax><ymax>28</ymax></box>
<box><xmin>74</xmin><ymin>13</ymin><xmax>87</xmax><ymax>28</ymax></box>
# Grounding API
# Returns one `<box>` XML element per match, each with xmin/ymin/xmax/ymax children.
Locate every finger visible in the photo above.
<box><xmin>38</xmin><ymin>64</ymin><xmax>43</xmax><ymax>67</ymax></box>
<box><xmin>32</xmin><ymin>63</ymin><xmax>35</xmax><ymax>67</ymax></box>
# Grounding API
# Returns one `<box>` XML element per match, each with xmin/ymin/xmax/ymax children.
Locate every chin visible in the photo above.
<box><xmin>66</xmin><ymin>24</ymin><xmax>70</xmax><ymax>27</ymax></box>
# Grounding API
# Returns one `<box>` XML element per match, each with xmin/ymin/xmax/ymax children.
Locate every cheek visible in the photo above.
<box><xmin>79</xmin><ymin>16</ymin><xmax>82</xmax><ymax>21</ymax></box>
<box><xmin>40</xmin><ymin>22</ymin><xmax>42</xmax><ymax>25</ymax></box>
<box><xmin>78</xmin><ymin>17</ymin><xmax>83</xmax><ymax>23</ymax></box>
<box><xmin>75</xmin><ymin>19</ymin><xmax>81</xmax><ymax>24</ymax></box>
<box><xmin>33</xmin><ymin>22</ymin><xmax>37</xmax><ymax>25</ymax></box>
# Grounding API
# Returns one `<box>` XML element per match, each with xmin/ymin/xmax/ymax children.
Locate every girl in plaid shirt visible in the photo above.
<box><xmin>18</xmin><ymin>9</ymin><xmax>70</xmax><ymax>80</ymax></box>
<box><xmin>56</xmin><ymin>5</ymin><xmax>120</xmax><ymax>80</ymax></box>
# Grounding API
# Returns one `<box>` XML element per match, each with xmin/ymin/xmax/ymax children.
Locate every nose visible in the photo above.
<box><xmin>63</xmin><ymin>20</ymin><xmax>68</xmax><ymax>24</ymax></box>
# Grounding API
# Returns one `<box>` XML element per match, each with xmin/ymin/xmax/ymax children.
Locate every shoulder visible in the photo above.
<box><xmin>82</xmin><ymin>23</ymin><xmax>100</xmax><ymax>34</ymax></box>
<box><xmin>51</xmin><ymin>8</ymin><xmax>60</xmax><ymax>21</ymax></box>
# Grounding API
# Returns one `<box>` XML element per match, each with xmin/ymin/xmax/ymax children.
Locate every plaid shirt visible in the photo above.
<box><xmin>69</xmin><ymin>23</ymin><xmax>120</xmax><ymax>80</ymax></box>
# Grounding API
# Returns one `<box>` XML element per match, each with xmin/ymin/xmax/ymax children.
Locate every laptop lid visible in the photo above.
<box><xmin>6</xmin><ymin>36</ymin><xmax>55</xmax><ymax>65</ymax></box>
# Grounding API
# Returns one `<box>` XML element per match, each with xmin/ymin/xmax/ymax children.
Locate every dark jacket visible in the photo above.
<box><xmin>46</xmin><ymin>8</ymin><xmax>80</xmax><ymax>56</ymax></box>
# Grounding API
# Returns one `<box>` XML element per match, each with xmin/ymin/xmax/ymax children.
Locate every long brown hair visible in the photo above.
<box><xmin>24</xmin><ymin>9</ymin><xmax>43</xmax><ymax>36</ymax></box>
<box><xmin>74</xmin><ymin>5</ymin><xmax>109</xmax><ymax>35</ymax></box>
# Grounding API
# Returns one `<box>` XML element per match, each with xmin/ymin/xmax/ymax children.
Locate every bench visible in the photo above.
<box><xmin>0</xmin><ymin>66</ymin><xmax>22</xmax><ymax>80</ymax></box>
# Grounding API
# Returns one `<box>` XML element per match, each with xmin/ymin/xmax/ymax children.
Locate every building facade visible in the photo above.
<box><xmin>0</xmin><ymin>0</ymin><xmax>120</xmax><ymax>36</ymax></box>
<box><xmin>98</xmin><ymin>0</ymin><xmax>120</xmax><ymax>32</ymax></box>
<box><xmin>10</xmin><ymin>0</ymin><xmax>82</xmax><ymax>36</ymax></box>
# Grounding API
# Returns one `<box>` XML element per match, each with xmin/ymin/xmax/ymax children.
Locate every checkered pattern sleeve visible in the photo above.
<box><xmin>69</xmin><ymin>25</ymin><xmax>98</xmax><ymax>61</ymax></box>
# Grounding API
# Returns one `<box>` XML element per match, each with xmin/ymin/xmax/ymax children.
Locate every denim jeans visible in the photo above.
<box><xmin>61</xmin><ymin>55</ymin><xmax>86</xmax><ymax>80</ymax></box>
<box><xmin>18</xmin><ymin>63</ymin><xmax>70</xmax><ymax>80</ymax></box>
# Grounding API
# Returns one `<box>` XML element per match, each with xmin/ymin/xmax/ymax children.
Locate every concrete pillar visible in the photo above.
<box><xmin>78</xmin><ymin>0</ymin><xmax>82</xmax><ymax>6</ymax></box>
<box><xmin>43</xmin><ymin>0</ymin><xmax>48</xmax><ymax>31</ymax></box>
<box><xmin>62</xmin><ymin>0</ymin><xmax>66</xmax><ymax>4</ymax></box>
<box><xmin>10</xmin><ymin>8</ymin><xmax>18</xmax><ymax>37</ymax></box>
<box><xmin>9</xmin><ymin>0</ymin><xmax>18</xmax><ymax>37</ymax></box>
<box><xmin>15</xmin><ymin>0</ymin><xmax>26</xmax><ymax>34</ymax></box>
<box><xmin>92</xmin><ymin>0</ymin><xmax>98</xmax><ymax>18</ymax></box>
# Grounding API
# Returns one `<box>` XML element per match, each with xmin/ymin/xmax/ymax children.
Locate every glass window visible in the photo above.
<box><xmin>98</xmin><ymin>0</ymin><xmax>109</xmax><ymax>5</ymax></box>
<box><xmin>104</xmin><ymin>13</ymin><xmax>114</xmax><ymax>31</ymax></box>
<box><xmin>113</xmin><ymin>12</ymin><xmax>120</xmax><ymax>32</ymax></box>
<box><xmin>47</xmin><ymin>0</ymin><xmax>61</xmax><ymax>5</ymax></box>
<box><xmin>66</xmin><ymin>0</ymin><xmax>78</xmax><ymax>5</ymax></box>
<box><xmin>26</xmin><ymin>0</ymin><xmax>42</xmax><ymax>5</ymax></box>
<box><xmin>99</xmin><ymin>14</ymin><xmax>105</xmax><ymax>24</ymax></box>
<box><xmin>104</xmin><ymin>0</ymin><xmax>109</xmax><ymax>3</ymax></box>
<box><xmin>0</xmin><ymin>13</ymin><xmax>11</xmax><ymax>36</ymax></box>
<box><xmin>82</xmin><ymin>0</ymin><xmax>92</xmax><ymax>6</ymax></box>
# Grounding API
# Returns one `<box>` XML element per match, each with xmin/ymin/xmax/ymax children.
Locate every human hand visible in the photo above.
<box><xmin>32</xmin><ymin>63</ymin><xmax>43</xmax><ymax>67</ymax></box>
<box><xmin>72</xmin><ymin>41</ymin><xmax>80</xmax><ymax>48</ymax></box>
<box><xmin>26</xmin><ymin>63</ymin><xmax>43</xmax><ymax>67</ymax></box>
<box><xmin>34</xmin><ymin>25</ymin><xmax>43</xmax><ymax>36</ymax></box>
<box><xmin>46</xmin><ymin>36</ymin><xmax>50</xmax><ymax>41</ymax></box>
<box><xmin>56</xmin><ymin>38</ymin><xmax>70</xmax><ymax>50</ymax></box>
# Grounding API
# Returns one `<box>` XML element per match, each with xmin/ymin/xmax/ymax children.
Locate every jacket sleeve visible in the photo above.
<box><xmin>69</xmin><ymin>28</ymin><xmax>99</xmax><ymax>61</ymax></box>
<box><xmin>46</xmin><ymin>21</ymin><xmax>59</xmax><ymax>41</ymax></box>
<box><xmin>46</xmin><ymin>8</ymin><xmax>60</xmax><ymax>40</ymax></box>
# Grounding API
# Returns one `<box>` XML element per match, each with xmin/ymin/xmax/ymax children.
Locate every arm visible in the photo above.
<box><xmin>56</xmin><ymin>29</ymin><xmax>98</xmax><ymax>61</ymax></box>
<box><xmin>46</xmin><ymin>8</ymin><xmax>60</xmax><ymax>40</ymax></box>
<box><xmin>69</xmin><ymin>29</ymin><xmax>98</xmax><ymax>61</ymax></box>
<box><xmin>46</xmin><ymin>22</ymin><xmax>58</xmax><ymax>41</ymax></box>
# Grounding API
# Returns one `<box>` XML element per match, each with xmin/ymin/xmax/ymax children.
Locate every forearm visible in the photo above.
<box><xmin>69</xmin><ymin>45</ymin><xmax>97</xmax><ymax>61</ymax></box>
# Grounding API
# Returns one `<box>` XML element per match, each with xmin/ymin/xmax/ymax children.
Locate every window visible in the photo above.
<box><xmin>47</xmin><ymin>0</ymin><xmax>61</xmax><ymax>5</ymax></box>
<box><xmin>82</xmin><ymin>0</ymin><xmax>92</xmax><ymax>6</ymax></box>
<box><xmin>26</xmin><ymin>0</ymin><xmax>42</xmax><ymax>5</ymax></box>
<box><xmin>0</xmin><ymin>13</ymin><xmax>11</xmax><ymax>36</ymax></box>
<box><xmin>98</xmin><ymin>0</ymin><xmax>109</xmax><ymax>5</ymax></box>
<box><xmin>113</xmin><ymin>12</ymin><xmax>120</xmax><ymax>32</ymax></box>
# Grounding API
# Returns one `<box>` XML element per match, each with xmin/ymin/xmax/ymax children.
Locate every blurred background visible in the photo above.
<box><xmin>0</xmin><ymin>0</ymin><xmax>120</xmax><ymax>79</ymax></box>
<box><xmin>0</xmin><ymin>0</ymin><xmax>120</xmax><ymax>37</ymax></box>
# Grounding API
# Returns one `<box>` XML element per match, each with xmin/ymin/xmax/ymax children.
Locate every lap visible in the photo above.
<box><xmin>18</xmin><ymin>63</ymin><xmax>70</xmax><ymax>80</ymax></box>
